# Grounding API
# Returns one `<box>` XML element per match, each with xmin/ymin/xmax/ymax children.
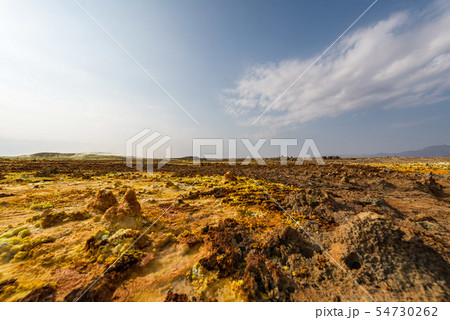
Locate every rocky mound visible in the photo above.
<box><xmin>119</xmin><ymin>189</ymin><xmax>141</xmax><ymax>214</ymax></box>
<box><xmin>103</xmin><ymin>189</ymin><xmax>143</xmax><ymax>228</ymax></box>
<box><xmin>88</xmin><ymin>190</ymin><xmax>118</xmax><ymax>213</ymax></box>
<box><xmin>325</xmin><ymin>215</ymin><xmax>450</xmax><ymax>301</ymax></box>
<box><xmin>39</xmin><ymin>210</ymin><xmax>90</xmax><ymax>228</ymax></box>
<box><xmin>199</xmin><ymin>218</ymin><xmax>251</xmax><ymax>278</ymax></box>
<box><xmin>422</xmin><ymin>174</ymin><xmax>444</xmax><ymax>196</ymax></box>
<box><xmin>243</xmin><ymin>253</ymin><xmax>296</xmax><ymax>301</ymax></box>
<box><xmin>222</xmin><ymin>171</ymin><xmax>237</xmax><ymax>182</ymax></box>
<box><xmin>370</xmin><ymin>179</ymin><xmax>396</xmax><ymax>191</ymax></box>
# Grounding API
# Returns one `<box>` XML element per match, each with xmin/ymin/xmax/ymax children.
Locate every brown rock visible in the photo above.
<box><xmin>340</xmin><ymin>176</ymin><xmax>349</xmax><ymax>183</ymax></box>
<box><xmin>264</xmin><ymin>226</ymin><xmax>319</xmax><ymax>263</ymax></box>
<box><xmin>104</xmin><ymin>189</ymin><xmax>142</xmax><ymax>224</ymax></box>
<box><xmin>40</xmin><ymin>211</ymin><xmax>65</xmax><ymax>228</ymax></box>
<box><xmin>164</xmin><ymin>290</ymin><xmax>189</xmax><ymax>302</ymax></box>
<box><xmin>423</xmin><ymin>174</ymin><xmax>443</xmax><ymax>196</ymax></box>
<box><xmin>104</xmin><ymin>206</ymin><xmax>119</xmax><ymax>220</ymax></box>
<box><xmin>242</xmin><ymin>254</ymin><xmax>295</xmax><ymax>301</ymax></box>
<box><xmin>88</xmin><ymin>190</ymin><xmax>118</xmax><ymax>213</ymax></box>
<box><xmin>222</xmin><ymin>171</ymin><xmax>237</xmax><ymax>182</ymax></box>
<box><xmin>199</xmin><ymin>219</ymin><xmax>249</xmax><ymax>278</ymax></box>
<box><xmin>16</xmin><ymin>284</ymin><xmax>56</xmax><ymax>302</ymax></box>
<box><xmin>0</xmin><ymin>278</ymin><xmax>17</xmax><ymax>294</ymax></box>
<box><xmin>138</xmin><ymin>252</ymin><xmax>155</xmax><ymax>268</ymax></box>
<box><xmin>118</xmin><ymin>189</ymin><xmax>141</xmax><ymax>215</ymax></box>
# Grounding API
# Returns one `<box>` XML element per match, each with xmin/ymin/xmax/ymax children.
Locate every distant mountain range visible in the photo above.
<box><xmin>371</xmin><ymin>145</ymin><xmax>450</xmax><ymax>157</ymax></box>
<box><xmin>9</xmin><ymin>145</ymin><xmax>450</xmax><ymax>159</ymax></box>
<box><xmin>13</xmin><ymin>152</ymin><xmax>123</xmax><ymax>160</ymax></box>
<box><xmin>28</xmin><ymin>152</ymin><xmax>115</xmax><ymax>157</ymax></box>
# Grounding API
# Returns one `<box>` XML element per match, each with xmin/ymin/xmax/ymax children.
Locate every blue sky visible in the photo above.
<box><xmin>0</xmin><ymin>0</ymin><xmax>449</xmax><ymax>156</ymax></box>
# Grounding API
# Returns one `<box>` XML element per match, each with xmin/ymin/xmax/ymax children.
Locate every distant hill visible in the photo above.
<box><xmin>29</xmin><ymin>152</ymin><xmax>77</xmax><ymax>157</ymax></box>
<box><xmin>372</xmin><ymin>145</ymin><xmax>450</xmax><ymax>157</ymax></box>
<box><xmin>2</xmin><ymin>152</ymin><xmax>124</xmax><ymax>160</ymax></box>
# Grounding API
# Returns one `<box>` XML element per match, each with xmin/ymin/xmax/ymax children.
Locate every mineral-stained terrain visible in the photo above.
<box><xmin>0</xmin><ymin>157</ymin><xmax>449</xmax><ymax>301</ymax></box>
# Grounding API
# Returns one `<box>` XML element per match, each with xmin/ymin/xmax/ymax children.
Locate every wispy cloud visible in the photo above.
<box><xmin>222</xmin><ymin>1</ymin><xmax>450</xmax><ymax>127</ymax></box>
<box><xmin>391</xmin><ymin>116</ymin><xmax>441</xmax><ymax>129</ymax></box>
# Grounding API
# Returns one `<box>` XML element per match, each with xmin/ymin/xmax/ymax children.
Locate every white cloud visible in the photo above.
<box><xmin>223</xmin><ymin>1</ymin><xmax>450</xmax><ymax>127</ymax></box>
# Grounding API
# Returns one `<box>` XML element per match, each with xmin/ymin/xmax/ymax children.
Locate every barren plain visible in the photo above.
<box><xmin>0</xmin><ymin>157</ymin><xmax>449</xmax><ymax>301</ymax></box>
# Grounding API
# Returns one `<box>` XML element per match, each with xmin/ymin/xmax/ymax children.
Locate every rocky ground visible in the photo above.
<box><xmin>0</xmin><ymin>158</ymin><xmax>449</xmax><ymax>301</ymax></box>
